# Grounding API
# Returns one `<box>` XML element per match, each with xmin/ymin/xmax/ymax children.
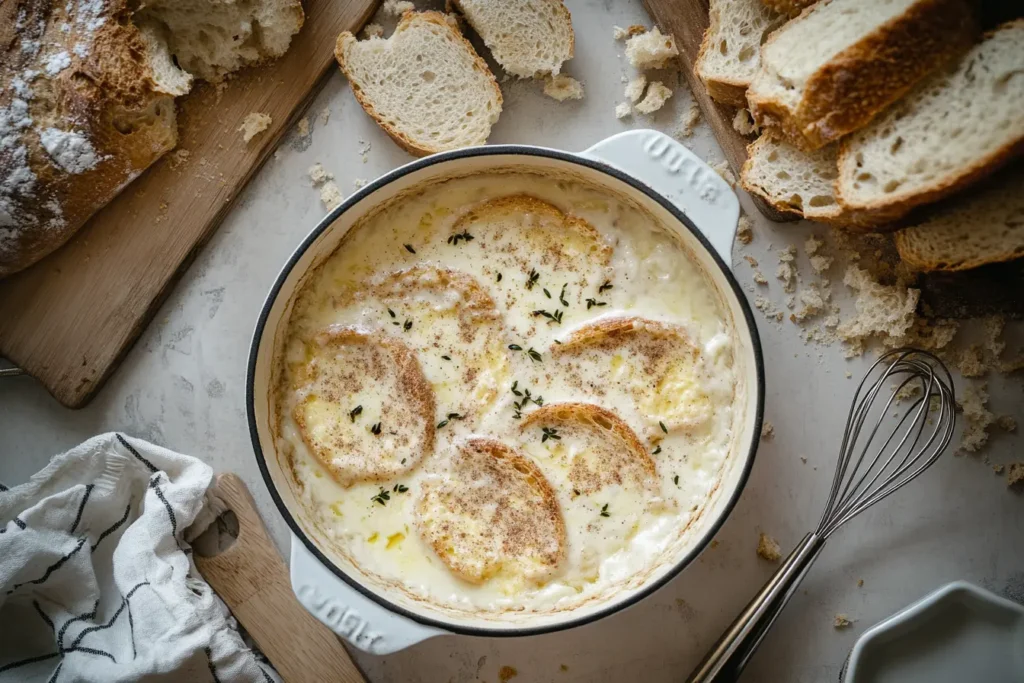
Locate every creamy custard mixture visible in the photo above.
<box><xmin>274</xmin><ymin>172</ymin><xmax>740</xmax><ymax>616</ymax></box>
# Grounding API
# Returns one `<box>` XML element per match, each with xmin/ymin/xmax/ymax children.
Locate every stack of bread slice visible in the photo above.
<box><xmin>695</xmin><ymin>0</ymin><xmax>1024</xmax><ymax>273</ymax></box>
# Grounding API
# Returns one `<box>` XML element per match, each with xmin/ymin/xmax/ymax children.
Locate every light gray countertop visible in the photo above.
<box><xmin>2</xmin><ymin>2</ymin><xmax>1022</xmax><ymax>681</ymax></box>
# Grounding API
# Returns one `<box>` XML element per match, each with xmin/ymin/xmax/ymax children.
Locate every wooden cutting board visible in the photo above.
<box><xmin>0</xmin><ymin>0</ymin><xmax>378</xmax><ymax>408</ymax></box>
<box><xmin>643</xmin><ymin>0</ymin><xmax>796</xmax><ymax>224</ymax></box>
<box><xmin>195</xmin><ymin>473</ymin><xmax>366</xmax><ymax>683</ymax></box>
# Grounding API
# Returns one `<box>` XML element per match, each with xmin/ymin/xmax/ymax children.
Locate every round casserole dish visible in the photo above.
<box><xmin>247</xmin><ymin>130</ymin><xmax>765</xmax><ymax>653</ymax></box>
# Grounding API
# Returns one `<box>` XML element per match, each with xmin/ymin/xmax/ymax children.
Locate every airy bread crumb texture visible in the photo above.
<box><xmin>613</xmin><ymin>25</ymin><xmax>647</xmax><ymax>41</ymax></box>
<box><xmin>319</xmin><ymin>182</ymin><xmax>344</xmax><ymax>211</ymax></box>
<box><xmin>756</xmin><ymin>532</ymin><xmax>781</xmax><ymax>562</ymax></box>
<box><xmin>733</xmin><ymin>108</ymin><xmax>759</xmax><ymax>136</ymax></box>
<box><xmin>382</xmin><ymin>0</ymin><xmax>416</xmax><ymax>17</ymax></box>
<box><xmin>615</xmin><ymin>102</ymin><xmax>632</xmax><ymax>119</ymax></box>
<box><xmin>625</xmin><ymin>75</ymin><xmax>647</xmax><ymax>104</ymax></box>
<box><xmin>543</xmin><ymin>75</ymin><xmax>584</xmax><ymax>102</ymax></box>
<box><xmin>957</xmin><ymin>382</ymin><xmax>994</xmax><ymax>455</ymax></box>
<box><xmin>452</xmin><ymin>0</ymin><xmax>574</xmax><ymax>78</ymax></box>
<box><xmin>833</xmin><ymin>614</ymin><xmax>854</xmax><ymax>629</ymax></box>
<box><xmin>625</xmin><ymin>27</ymin><xmax>679</xmax><ymax>70</ymax></box>
<box><xmin>634</xmin><ymin>82</ymin><xmax>673</xmax><ymax>114</ymax></box>
<box><xmin>673</xmin><ymin>101</ymin><xmax>702</xmax><ymax>139</ymax></box>
<box><xmin>239</xmin><ymin>113</ymin><xmax>272</xmax><ymax>142</ymax></box>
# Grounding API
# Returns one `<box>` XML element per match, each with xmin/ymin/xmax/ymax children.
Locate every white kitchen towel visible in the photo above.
<box><xmin>0</xmin><ymin>433</ymin><xmax>279</xmax><ymax>683</ymax></box>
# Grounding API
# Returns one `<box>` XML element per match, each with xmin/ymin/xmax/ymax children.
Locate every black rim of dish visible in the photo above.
<box><xmin>247</xmin><ymin>142</ymin><xmax>766</xmax><ymax>638</ymax></box>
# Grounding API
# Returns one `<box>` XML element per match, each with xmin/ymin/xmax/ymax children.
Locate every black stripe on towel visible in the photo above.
<box><xmin>69</xmin><ymin>582</ymin><xmax>150</xmax><ymax>650</ymax></box>
<box><xmin>205</xmin><ymin>647</ymin><xmax>222</xmax><ymax>683</ymax></box>
<box><xmin>69</xmin><ymin>484</ymin><xmax>94</xmax><ymax>534</ymax></box>
<box><xmin>10</xmin><ymin>537</ymin><xmax>86</xmax><ymax>593</ymax></box>
<box><xmin>150</xmin><ymin>479</ymin><xmax>178</xmax><ymax>537</ymax></box>
<box><xmin>45</xmin><ymin>660</ymin><xmax>62</xmax><ymax>683</ymax></box>
<box><xmin>0</xmin><ymin>652</ymin><xmax>59</xmax><ymax>674</ymax></box>
<box><xmin>13</xmin><ymin>517</ymin><xmax>26</xmax><ymax>529</ymax></box>
<box><xmin>57</xmin><ymin>600</ymin><xmax>99</xmax><ymax>651</ymax></box>
<box><xmin>34</xmin><ymin>600</ymin><xmax>55</xmax><ymax>632</ymax></box>
<box><xmin>91</xmin><ymin>502</ymin><xmax>132</xmax><ymax>552</ymax></box>
<box><xmin>116</xmin><ymin>434</ymin><xmax>157</xmax><ymax>472</ymax></box>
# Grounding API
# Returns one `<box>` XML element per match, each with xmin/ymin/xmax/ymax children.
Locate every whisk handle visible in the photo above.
<box><xmin>686</xmin><ymin>532</ymin><xmax>826</xmax><ymax>682</ymax></box>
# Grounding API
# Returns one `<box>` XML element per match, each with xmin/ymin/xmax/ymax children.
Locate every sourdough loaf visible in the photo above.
<box><xmin>747</xmin><ymin>0</ymin><xmax>977</xmax><ymax>150</ymax></box>
<box><xmin>695</xmin><ymin>0</ymin><xmax>784</xmax><ymax>107</ymax></box>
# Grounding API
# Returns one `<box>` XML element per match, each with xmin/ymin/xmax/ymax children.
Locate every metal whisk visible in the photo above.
<box><xmin>687</xmin><ymin>348</ymin><xmax>956</xmax><ymax>682</ymax></box>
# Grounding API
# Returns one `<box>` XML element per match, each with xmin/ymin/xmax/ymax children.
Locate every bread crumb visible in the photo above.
<box><xmin>760</xmin><ymin>421</ymin><xmax>774</xmax><ymax>439</ymax></box>
<box><xmin>560</xmin><ymin>664</ymin><xmax>569</xmax><ymax>672</ymax></box>
<box><xmin>753</xmin><ymin>271</ymin><xmax>768</xmax><ymax>286</ymax></box>
<box><xmin>810</xmin><ymin>255</ymin><xmax>834</xmax><ymax>273</ymax></box>
<box><xmin>625</xmin><ymin>27</ymin><xmax>679</xmax><ymax>70</ymax></box>
<box><xmin>168</xmin><ymin>148</ymin><xmax>191</xmax><ymax>169</ymax></box>
<box><xmin>308</xmin><ymin>163</ymin><xmax>333</xmax><ymax>186</ymax></box>
<box><xmin>613</xmin><ymin>24</ymin><xmax>647</xmax><ymax>41</ymax></box>
<box><xmin>996</xmin><ymin>415</ymin><xmax>1017</xmax><ymax>432</ymax></box>
<box><xmin>296</xmin><ymin>116</ymin><xmax>310</xmax><ymax>138</ymax></box>
<box><xmin>1008</xmin><ymin>463</ymin><xmax>1024</xmax><ymax>489</ymax></box>
<box><xmin>710</xmin><ymin>539</ymin><xmax>720</xmax><ymax>549</ymax></box>
<box><xmin>857</xmin><ymin>578</ymin><xmax>864</xmax><ymax>587</ymax></box>
<box><xmin>833</xmin><ymin>614</ymin><xmax>853</xmax><ymax>629</ymax></box>
<box><xmin>363</xmin><ymin>23</ymin><xmax>384</xmax><ymax>38</ymax></box>
<box><xmin>544</xmin><ymin>74</ymin><xmax>585</xmax><ymax>102</ymax></box>
<box><xmin>736</xmin><ymin>214</ymin><xmax>753</xmax><ymax>244</ymax></box>
<box><xmin>791</xmin><ymin>283</ymin><xmax>827</xmax><ymax>322</ymax></box>
<box><xmin>845</xmin><ymin>371</ymin><xmax>853</xmax><ymax>378</ymax></box>
<box><xmin>837</xmin><ymin>266</ymin><xmax>920</xmax><ymax>354</ymax></box>
<box><xmin>743</xmin><ymin>255</ymin><xmax>759</xmax><ymax>267</ymax></box>
<box><xmin>382</xmin><ymin>0</ymin><xmax>415</xmax><ymax>17</ymax></box>
<box><xmin>634</xmin><ymin>81</ymin><xmax>673</xmax><ymax>114</ymax></box>
<box><xmin>983</xmin><ymin>316</ymin><xmax>1006</xmax><ymax>359</ymax></box>
<box><xmin>994</xmin><ymin>463</ymin><xmax>1005</xmax><ymax>475</ymax></box>
<box><xmin>957</xmin><ymin>382</ymin><xmax>994</xmax><ymax>454</ymax></box>
<box><xmin>776</xmin><ymin>246</ymin><xmax>797</xmax><ymax>293</ymax></box>
<box><xmin>756</xmin><ymin>532</ymin><xmax>781</xmax><ymax>562</ymax></box>
<box><xmin>239</xmin><ymin>113</ymin><xmax>272</xmax><ymax>142</ymax></box>
<box><xmin>958</xmin><ymin>345</ymin><xmax>987</xmax><ymax>378</ymax></box>
<box><xmin>625</xmin><ymin>75</ymin><xmax>647</xmax><ymax>103</ymax></box>
<box><xmin>673</xmin><ymin>101</ymin><xmax>702</xmax><ymax>139</ymax></box>
<box><xmin>353</xmin><ymin>178</ymin><xmax>367</xmax><ymax>188</ymax></box>
<box><xmin>319</xmin><ymin>181</ymin><xmax>343</xmax><ymax>211</ymax></box>
<box><xmin>319</xmin><ymin>107</ymin><xmax>331</xmax><ymax>125</ymax></box>
<box><xmin>893</xmin><ymin>383</ymin><xmax>922</xmax><ymax>403</ymax></box>
<box><xmin>615</xmin><ymin>102</ymin><xmax>632</xmax><ymax>119</ymax></box>
<box><xmin>711</xmin><ymin>160</ymin><xmax>737</xmax><ymax>188</ymax></box>
<box><xmin>732</xmin><ymin>108</ymin><xmax>758</xmax><ymax>136</ymax></box>
<box><xmin>499</xmin><ymin>665</ymin><xmax>518</xmax><ymax>682</ymax></box>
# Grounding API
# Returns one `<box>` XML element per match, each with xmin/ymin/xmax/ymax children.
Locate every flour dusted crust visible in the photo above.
<box><xmin>292</xmin><ymin>328</ymin><xmax>436</xmax><ymax>486</ymax></box>
<box><xmin>0</xmin><ymin>0</ymin><xmax>177</xmax><ymax>277</ymax></box>
<box><xmin>415</xmin><ymin>438</ymin><xmax>567</xmax><ymax>584</ymax></box>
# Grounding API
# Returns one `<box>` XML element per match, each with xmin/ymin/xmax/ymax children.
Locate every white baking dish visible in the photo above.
<box><xmin>247</xmin><ymin>130</ymin><xmax>765</xmax><ymax>654</ymax></box>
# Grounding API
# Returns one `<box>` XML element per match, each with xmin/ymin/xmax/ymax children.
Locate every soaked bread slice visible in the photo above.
<box><xmin>291</xmin><ymin>328</ymin><xmax>435</xmax><ymax>486</ymax></box>
<box><xmin>520</xmin><ymin>403</ymin><xmax>656</xmax><ymax>495</ymax></box>
<box><xmin>551</xmin><ymin>317</ymin><xmax>716</xmax><ymax>436</ymax></box>
<box><xmin>415</xmin><ymin>438</ymin><xmax>567</xmax><ymax>584</ymax></box>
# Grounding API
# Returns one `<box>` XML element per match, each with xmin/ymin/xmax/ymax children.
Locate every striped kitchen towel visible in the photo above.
<box><xmin>0</xmin><ymin>433</ymin><xmax>279</xmax><ymax>682</ymax></box>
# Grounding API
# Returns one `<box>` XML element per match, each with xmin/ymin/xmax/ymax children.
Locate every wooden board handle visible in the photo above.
<box><xmin>195</xmin><ymin>473</ymin><xmax>366</xmax><ymax>683</ymax></box>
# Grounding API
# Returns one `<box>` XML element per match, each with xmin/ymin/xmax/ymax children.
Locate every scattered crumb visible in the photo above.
<box><xmin>776</xmin><ymin>245</ymin><xmax>797</xmax><ymax>293</ymax></box>
<box><xmin>710</xmin><ymin>539</ymin><xmax>720</xmax><ymax>549</ymax></box>
<box><xmin>958</xmin><ymin>345</ymin><xmax>987</xmax><ymax>378</ymax></box>
<box><xmin>239</xmin><ymin>112</ymin><xmax>272</xmax><ymax>142</ymax></box>
<box><xmin>760</xmin><ymin>421</ymin><xmax>774</xmax><ymax>439</ymax></box>
<box><xmin>382</xmin><ymin>0</ymin><xmax>414</xmax><ymax>17</ymax></box>
<box><xmin>837</xmin><ymin>266</ymin><xmax>920</xmax><ymax>355</ymax></box>
<box><xmin>893</xmin><ymin>383</ymin><xmax>922</xmax><ymax>403</ymax></box>
<box><xmin>805</xmin><ymin>235</ymin><xmax>823</xmax><ymax>256</ymax></box>
<box><xmin>358</xmin><ymin>139</ymin><xmax>372</xmax><ymax>163</ymax></box>
<box><xmin>833</xmin><ymin>614</ymin><xmax>854</xmax><ymax>629</ymax></box>
<box><xmin>994</xmin><ymin>464</ymin><xmax>1006</xmax><ymax>475</ymax></box>
<box><xmin>845</xmin><ymin>371</ymin><xmax>852</xmax><ymax>378</ymax></box>
<box><xmin>613</xmin><ymin>24</ymin><xmax>646</xmax><ymax>41</ymax></box>
<box><xmin>560</xmin><ymin>664</ymin><xmax>569</xmax><ymax>672</ymax></box>
<box><xmin>625</xmin><ymin>75</ymin><xmax>647</xmax><ymax>103</ymax></box>
<box><xmin>363</xmin><ymin>22</ymin><xmax>384</xmax><ymax>38</ymax></box>
<box><xmin>672</xmin><ymin>101</ymin><xmax>702</xmax><ymax>139</ymax></box>
<box><xmin>353</xmin><ymin>178</ymin><xmax>367</xmax><ymax>188</ymax></box>
<box><xmin>957</xmin><ymin>382</ymin><xmax>994</xmax><ymax>454</ymax></box>
<box><xmin>1008</xmin><ymin>463</ymin><xmax>1024</xmax><ymax>489</ymax></box>
<box><xmin>732</xmin><ymin>108</ymin><xmax>758</xmax><ymax>136</ymax></box>
<box><xmin>857</xmin><ymin>579</ymin><xmax>864</xmax><ymax>587</ymax></box>
<box><xmin>756</xmin><ymin>532</ymin><xmax>782</xmax><ymax>562</ymax></box>
<box><xmin>743</xmin><ymin>255</ymin><xmax>759</xmax><ymax>267</ymax></box>
<box><xmin>625</xmin><ymin>27</ymin><xmax>679</xmax><ymax>70</ymax></box>
<box><xmin>544</xmin><ymin>74</ymin><xmax>585</xmax><ymax>101</ymax></box>
<box><xmin>711</xmin><ymin>160</ymin><xmax>737</xmax><ymax>188</ymax></box>
<box><xmin>615</xmin><ymin>102</ymin><xmax>632</xmax><ymax>119</ymax></box>
<box><xmin>996</xmin><ymin>415</ymin><xmax>1017</xmax><ymax>432</ymax></box>
<box><xmin>983</xmin><ymin>316</ymin><xmax>1006</xmax><ymax>359</ymax></box>
<box><xmin>791</xmin><ymin>283</ymin><xmax>827</xmax><ymax>322</ymax></box>
<box><xmin>319</xmin><ymin>181</ymin><xmax>344</xmax><ymax>211</ymax></box>
<box><xmin>810</xmin><ymin>255</ymin><xmax>834</xmax><ymax>273</ymax></box>
<box><xmin>800</xmin><ymin>456</ymin><xmax>807</xmax><ymax>463</ymax></box>
<box><xmin>634</xmin><ymin>81</ymin><xmax>673</xmax><ymax>114</ymax></box>
<box><xmin>308</xmin><ymin>162</ymin><xmax>333</xmax><ymax>186</ymax></box>
<box><xmin>168</xmin><ymin>148</ymin><xmax>191</xmax><ymax>169</ymax></box>
<box><xmin>319</xmin><ymin>107</ymin><xmax>331</xmax><ymax>124</ymax></box>
<box><xmin>499</xmin><ymin>666</ymin><xmax>518</xmax><ymax>683</ymax></box>
<box><xmin>736</xmin><ymin>214</ymin><xmax>753</xmax><ymax>244</ymax></box>
<box><xmin>753</xmin><ymin>271</ymin><xmax>768</xmax><ymax>286</ymax></box>
<box><xmin>296</xmin><ymin>116</ymin><xmax>310</xmax><ymax>138</ymax></box>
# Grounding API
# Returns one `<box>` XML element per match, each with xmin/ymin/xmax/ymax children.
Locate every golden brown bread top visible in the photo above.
<box><xmin>521</xmin><ymin>402</ymin><xmax>657</xmax><ymax>495</ymax></box>
<box><xmin>415</xmin><ymin>438</ymin><xmax>567</xmax><ymax>584</ymax></box>
<box><xmin>292</xmin><ymin>327</ymin><xmax>436</xmax><ymax>486</ymax></box>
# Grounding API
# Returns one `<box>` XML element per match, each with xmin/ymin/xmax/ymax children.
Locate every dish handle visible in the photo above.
<box><xmin>290</xmin><ymin>535</ymin><xmax>446</xmax><ymax>654</ymax></box>
<box><xmin>579</xmin><ymin>130</ymin><xmax>740</xmax><ymax>262</ymax></box>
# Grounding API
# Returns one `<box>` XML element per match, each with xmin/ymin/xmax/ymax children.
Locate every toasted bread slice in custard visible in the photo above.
<box><xmin>292</xmin><ymin>328</ymin><xmax>435</xmax><ymax>486</ymax></box>
<box><xmin>347</xmin><ymin>265</ymin><xmax>509</xmax><ymax>418</ymax></box>
<box><xmin>521</xmin><ymin>403</ymin><xmax>657</xmax><ymax>495</ymax></box>
<box><xmin>551</xmin><ymin>317</ymin><xmax>715</xmax><ymax>435</ymax></box>
<box><xmin>415</xmin><ymin>438</ymin><xmax>567</xmax><ymax>585</ymax></box>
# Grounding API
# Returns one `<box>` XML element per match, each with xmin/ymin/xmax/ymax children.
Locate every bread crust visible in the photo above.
<box><xmin>695</xmin><ymin>0</ymin><xmax>780</xmax><ymax>108</ymax></box>
<box><xmin>334</xmin><ymin>11</ymin><xmax>503</xmax><ymax>157</ymax></box>
<box><xmin>0</xmin><ymin>0</ymin><xmax>177</xmax><ymax>277</ymax></box>
<box><xmin>749</xmin><ymin>0</ymin><xmax>978</xmax><ymax>151</ymax></box>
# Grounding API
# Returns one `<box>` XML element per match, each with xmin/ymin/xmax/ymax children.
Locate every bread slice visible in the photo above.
<box><xmin>696</xmin><ymin>0</ymin><xmax>785</xmax><ymax>107</ymax></box>
<box><xmin>760</xmin><ymin>0</ymin><xmax>817</xmax><ymax>16</ymax></box>
<box><xmin>837</xmin><ymin>21</ymin><xmax>1024</xmax><ymax>222</ymax></box>
<box><xmin>894</xmin><ymin>165</ymin><xmax>1024</xmax><ymax>272</ymax></box>
<box><xmin>747</xmin><ymin>0</ymin><xmax>977</xmax><ymax>150</ymax></box>
<box><xmin>451</xmin><ymin>0</ymin><xmax>574</xmax><ymax>78</ymax></box>
<box><xmin>335</xmin><ymin>12</ymin><xmax>503</xmax><ymax>156</ymax></box>
<box><xmin>741</xmin><ymin>135</ymin><xmax>844</xmax><ymax>221</ymax></box>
